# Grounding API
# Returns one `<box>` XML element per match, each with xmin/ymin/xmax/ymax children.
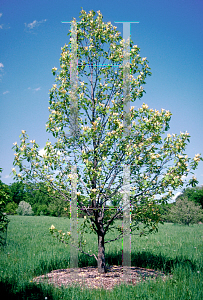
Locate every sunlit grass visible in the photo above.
<box><xmin>0</xmin><ymin>215</ymin><xmax>202</xmax><ymax>299</ymax></box>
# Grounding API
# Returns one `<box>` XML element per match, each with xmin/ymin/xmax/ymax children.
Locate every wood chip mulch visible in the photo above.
<box><xmin>31</xmin><ymin>265</ymin><xmax>172</xmax><ymax>290</ymax></box>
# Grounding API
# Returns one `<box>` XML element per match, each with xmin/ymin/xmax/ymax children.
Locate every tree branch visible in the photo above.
<box><xmin>61</xmin><ymin>239</ymin><xmax>98</xmax><ymax>262</ymax></box>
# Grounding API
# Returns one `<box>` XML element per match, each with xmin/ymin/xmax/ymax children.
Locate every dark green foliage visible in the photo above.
<box><xmin>0</xmin><ymin>168</ymin><xmax>10</xmax><ymax>246</ymax></box>
<box><xmin>22</xmin><ymin>182</ymin><xmax>53</xmax><ymax>207</ymax></box>
<box><xmin>5</xmin><ymin>202</ymin><xmax>18</xmax><ymax>215</ymax></box>
<box><xmin>47</xmin><ymin>197</ymin><xmax>68</xmax><ymax>217</ymax></box>
<box><xmin>6</xmin><ymin>181</ymin><xmax>70</xmax><ymax>217</ymax></box>
<box><xmin>8</xmin><ymin>182</ymin><xmax>28</xmax><ymax>205</ymax></box>
<box><xmin>177</xmin><ymin>186</ymin><xmax>203</xmax><ymax>209</ymax></box>
<box><xmin>32</xmin><ymin>204</ymin><xmax>49</xmax><ymax>216</ymax></box>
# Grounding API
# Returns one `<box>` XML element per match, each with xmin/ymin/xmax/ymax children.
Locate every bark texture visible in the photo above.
<box><xmin>97</xmin><ymin>226</ymin><xmax>107</xmax><ymax>273</ymax></box>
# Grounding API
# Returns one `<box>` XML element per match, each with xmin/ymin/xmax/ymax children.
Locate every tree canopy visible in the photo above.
<box><xmin>12</xmin><ymin>9</ymin><xmax>202</xmax><ymax>273</ymax></box>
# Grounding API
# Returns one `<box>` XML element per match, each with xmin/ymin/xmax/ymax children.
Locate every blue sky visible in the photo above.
<box><xmin>0</xmin><ymin>0</ymin><xmax>203</xmax><ymax>200</ymax></box>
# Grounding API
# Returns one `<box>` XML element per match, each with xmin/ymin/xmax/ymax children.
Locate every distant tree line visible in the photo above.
<box><xmin>1</xmin><ymin>181</ymin><xmax>71</xmax><ymax>217</ymax></box>
<box><xmin>0</xmin><ymin>177</ymin><xmax>203</xmax><ymax>225</ymax></box>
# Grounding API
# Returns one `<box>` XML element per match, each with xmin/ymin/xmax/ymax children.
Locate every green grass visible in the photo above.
<box><xmin>0</xmin><ymin>215</ymin><xmax>203</xmax><ymax>299</ymax></box>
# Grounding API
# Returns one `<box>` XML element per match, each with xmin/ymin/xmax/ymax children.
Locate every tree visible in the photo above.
<box><xmin>167</xmin><ymin>197</ymin><xmax>203</xmax><ymax>225</ymax></box>
<box><xmin>176</xmin><ymin>186</ymin><xmax>203</xmax><ymax>209</ymax></box>
<box><xmin>12</xmin><ymin>9</ymin><xmax>202</xmax><ymax>273</ymax></box>
<box><xmin>8</xmin><ymin>181</ymin><xmax>28</xmax><ymax>205</ymax></box>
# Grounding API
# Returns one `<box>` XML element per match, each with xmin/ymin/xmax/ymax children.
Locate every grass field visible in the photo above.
<box><xmin>0</xmin><ymin>215</ymin><xmax>202</xmax><ymax>299</ymax></box>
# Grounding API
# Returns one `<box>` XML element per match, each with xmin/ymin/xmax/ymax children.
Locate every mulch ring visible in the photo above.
<box><xmin>31</xmin><ymin>265</ymin><xmax>172</xmax><ymax>290</ymax></box>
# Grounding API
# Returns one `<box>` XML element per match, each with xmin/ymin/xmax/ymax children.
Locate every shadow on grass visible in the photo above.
<box><xmin>106</xmin><ymin>251</ymin><xmax>198</xmax><ymax>273</ymax></box>
<box><xmin>0</xmin><ymin>251</ymin><xmax>199</xmax><ymax>299</ymax></box>
<box><xmin>0</xmin><ymin>276</ymin><xmax>56</xmax><ymax>300</ymax></box>
<box><xmin>34</xmin><ymin>250</ymin><xmax>198</xmax><ymax>276</ymax></box>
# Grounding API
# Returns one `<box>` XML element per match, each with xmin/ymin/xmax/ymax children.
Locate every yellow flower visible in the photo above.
<box><xmin>167</xmin><ymin>134</ymin><xmax>171</xmax><ymax>138</ymax></box>
<box><xmin>50</xmin><ymin>225</ymin><xmax>55</xmax><ymax>230</ymax></box>
<box><xmin>12</xmin><ymin>168</ymin><xmax>16</xmax><ymax>172</ymax></box>
<box><xmin>61</xmin><ymin>89</ymin><xmax>66</xmax><ymax>94</ymax></box>
<box><xmin>142</xmin><ymin>103</ymin><xmax>149</xmax><ymax>109</ymax></box>
<box><xmin>194</xmin><ymin>154</ymin><xmax>201</xmax><ymax>162</ymax></box>
<box><xmin>165</xmin><ymin>111</ymin><xmax>171</xmax><ymax>117</ymax></box>
<box><xmin>52</xmin><ymin>67</ymin><xmax>57</xmax><ymax>71</ymax></box>
<box><xmin>21</xmin><ymin>130</ymin><xmax>26</xmax><ymax>134</ymax></box>
<box><xmin>20</xmin><ymin>145</ymin><xmax>26</xmax><ymax>151</ymax></box>
<box><xmin>67</xmin><ymin>232</ymin><xmax>71</xmax><ymax>235</ymax></box>
<box><xmin>84</xmin><ymin>216</ymin><xmax>86</xmax><ymax>219</ymax></box>
<box><xmin>13</xmin><ymin>142</ymin><xmax>17</xmax><ymax>146</ymax></box>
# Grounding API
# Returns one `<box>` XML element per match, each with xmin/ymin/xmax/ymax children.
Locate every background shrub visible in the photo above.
<box><xmin>16</xmin><ymin>201</ymin><xmax>34</xmax><ymax>216</ymax></box>
<box><xmin>167</xmin><ymin>197</ymin><xmax>203</xmax><ymax>225</ymax></box>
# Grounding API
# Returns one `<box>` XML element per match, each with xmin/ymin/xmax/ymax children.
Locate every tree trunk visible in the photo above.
<box><xmin>97</xmin><ymin>227</ymin><xmax>107</xmax><ymax>273</ymax></box>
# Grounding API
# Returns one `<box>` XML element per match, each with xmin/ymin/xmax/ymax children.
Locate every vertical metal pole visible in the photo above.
<box><xmin>69</xmin><ymin>19</ymin><xmax>78</xmax><ymax>280</ymax></box>
<box><xmin>70</xmin><ymin>18</ymin><xmax>79</xmax><ymax>138</ymax></box>
<box><xmin>70</xmin><ymin>165</ymin><xmax>78</xmax><ymax>269</ymax></box>
<box><xmin>114</xmin><ymin>21</ymin><xmax>139</xmax><ymax>282</ymax></box>
<box><xmin>122</xmin><ymin>26</ymin><xmax>131</xmax><ymax>282</ymax></box>
<box><xmin>122</xmin><ymin>164</ymin><xmax>131</xmax><ymax>281</ymax></box>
